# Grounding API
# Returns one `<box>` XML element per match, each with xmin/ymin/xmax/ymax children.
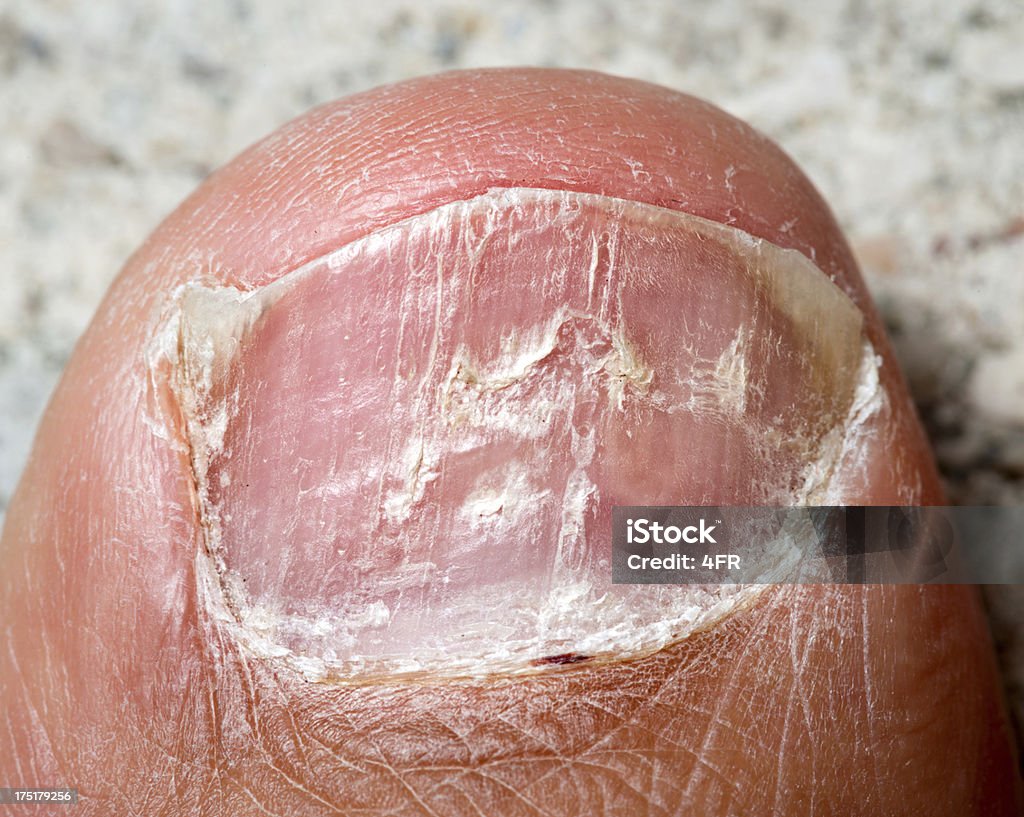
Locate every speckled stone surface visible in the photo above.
<box><xmin>2</xmin><ymin>0</ymin><xmax>1023</xmax><ymax>738</ymax></box>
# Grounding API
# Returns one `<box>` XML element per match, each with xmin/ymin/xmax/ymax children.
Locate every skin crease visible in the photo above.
<box><xmin>0</xmin><ymin>67</ymin><xmax>1020</xmax><ymax>815</ymax></box>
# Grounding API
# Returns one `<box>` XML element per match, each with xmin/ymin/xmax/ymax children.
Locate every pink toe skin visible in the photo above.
<box><xmin>1</xmin><ymin>69</ymin><xmax>1018</xmax><ymax>815</ymax></box>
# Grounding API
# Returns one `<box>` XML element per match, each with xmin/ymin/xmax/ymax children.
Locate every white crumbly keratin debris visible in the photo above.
<box><xmin>684</xmin><ymin>327</ymin><xmax>752</xmax><ymax>417</ymax></box>
<box><xmin>149</xmin><ymin>187</ymin><xmax>880</xmax><ymax>683</ymax></box>
<box><xmin>798</xmin><ymin>342</ymin><xmax>885</xmax><ymax>504</ymax></box>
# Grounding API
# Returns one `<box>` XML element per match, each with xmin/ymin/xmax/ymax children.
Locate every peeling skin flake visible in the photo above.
<box><xmin>151</xmin><ymin>188</ymin><xmax>881</xmax><ymax>682</ymax></box>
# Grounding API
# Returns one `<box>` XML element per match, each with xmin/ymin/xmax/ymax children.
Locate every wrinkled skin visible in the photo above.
<box><xmin>1</xmin><ymin>68</ymin><xmax>1019</xmax><ymax>815</ymax></box>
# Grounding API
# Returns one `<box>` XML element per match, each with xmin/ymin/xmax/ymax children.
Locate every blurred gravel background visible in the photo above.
<box><xmin>2</xmin><ymin>0</ymin><xmax>1023</xmax><ymax>745</ymax></box>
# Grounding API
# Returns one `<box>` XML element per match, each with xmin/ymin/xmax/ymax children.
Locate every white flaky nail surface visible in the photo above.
<box><xmin>151</xmin><ymin>188</ymin><xmax>882</xmax><ymax>682</ymax></box>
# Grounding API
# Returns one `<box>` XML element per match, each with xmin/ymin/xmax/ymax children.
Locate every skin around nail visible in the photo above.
<box><xmin>1</xmin><ymin>68</ymin><xmax>1020</xmax><ymax>815</ymax></box>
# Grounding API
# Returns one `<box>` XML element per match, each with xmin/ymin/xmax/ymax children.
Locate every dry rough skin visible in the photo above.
<box><xmin>0</xmin><ymin>67</ymin><xmax>1019</xmax><ymax>815</ymax></box>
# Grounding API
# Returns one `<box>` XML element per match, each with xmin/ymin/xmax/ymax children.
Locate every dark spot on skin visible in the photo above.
<box><xmin>530</xmin><ymin>652</ymin><xmax>593</xmax><ymax>667</ymax></box>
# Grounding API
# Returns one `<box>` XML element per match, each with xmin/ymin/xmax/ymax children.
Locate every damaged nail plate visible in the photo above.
<box><xmin>152</xmin><ymin>188</ymin><xmax>882</xmax><ymax>682</ymax></box>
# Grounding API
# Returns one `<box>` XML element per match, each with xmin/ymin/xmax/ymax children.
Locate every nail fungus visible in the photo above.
<box><xmin>164</xmin><ymin>188</ymin><xmax>881</xmax><ymax>681</ymax></box>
